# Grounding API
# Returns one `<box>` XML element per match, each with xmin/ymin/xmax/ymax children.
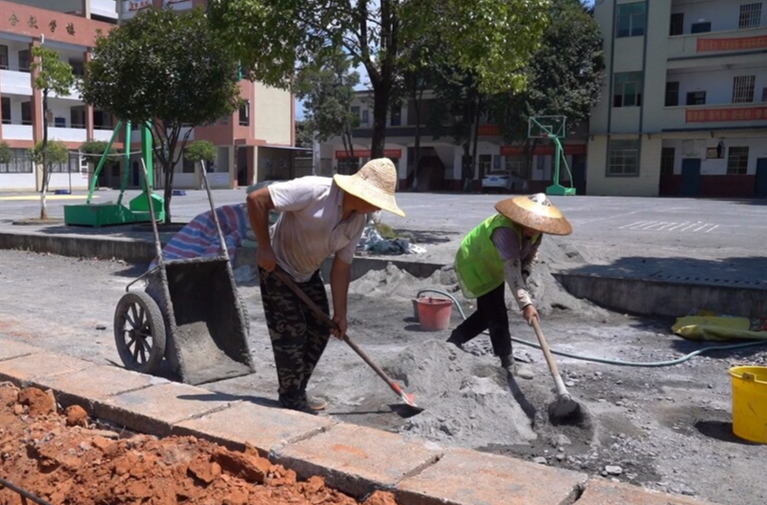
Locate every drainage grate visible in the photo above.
<box><xmin>649</xmin><ymin>273</ymin><xmax>767</xmax><ymax>288</ymax></box>
<box><xmin>0</xmin><ymin>476</ymin><xmax>55</xmax><ymax>505</ymax></box>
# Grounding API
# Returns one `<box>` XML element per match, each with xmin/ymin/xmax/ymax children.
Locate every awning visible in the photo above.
<box><xmin>259</xmin><ymin>144</ymin><xmax>312</xmax><ymax>152</ymax></box>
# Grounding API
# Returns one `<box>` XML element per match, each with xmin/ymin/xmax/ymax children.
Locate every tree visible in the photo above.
<box><xmin>294</xmin><ymin>120</ymin><xmax>313</xmax><ymax>149</ymax></box>
<box><xmin>30</xmin><ymin>46</ymin><xmax>75</xmax><ymax>219</ymax></box>
<box><xmin>294</xmin><ymin>50</ymin><xmax>360</xmax><ymax>166</ymax></box>
<box><xmin>488</xmin><ymin>0</ymin><xmax>604</xmax><ymax>175</ymax></box>
<box><xmin>0</xmin><ymin>142</ymin><xmax>12</xmax><ymax>167</ymax></box>
<box><xmin>80</xmin><ymin>8</ymin><xmax>241</xmax><ymax>223</ymax></box>
<box><xmin>208</xmin><ymin>0</ymin><xmax>550</xmax><ymax>159</ymax></box>
<box><xmin>80</xmin><ymin>139</ymin><xmax>119</xmax><ymax>188</ymax></box>
<box><xmin>184</xmin><ymin>140</ymin><xmax>217</xmax><ymax>175</ymax></box>
<box><xmin>29</xmin><ymin>140</ymin><xmax>70</xmax><ymax>197</ymax></box>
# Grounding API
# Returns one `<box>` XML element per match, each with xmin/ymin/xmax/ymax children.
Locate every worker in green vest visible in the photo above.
<box><xmin>449</xmin><ymin>193</ymin><xmax>573</xmax><ymax>379</ymax></box>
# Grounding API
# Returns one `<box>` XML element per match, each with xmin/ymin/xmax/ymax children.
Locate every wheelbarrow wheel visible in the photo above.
<box><xmin>114</xmin><ymin>292</ymin><xmax>166</xmax><ymax>374</ymax></box>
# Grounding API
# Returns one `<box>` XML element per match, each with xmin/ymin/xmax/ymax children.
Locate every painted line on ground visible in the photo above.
<box><xmin>618</xmin><ymin>221</ymin><xmax>719</xmax><ymax>233</ymax></box>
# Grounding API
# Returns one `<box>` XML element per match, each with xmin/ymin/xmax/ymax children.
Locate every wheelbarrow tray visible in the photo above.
<box><xmin>152</xmin><ymin>255</ymin><xmax>254</xmax><ymax>386</ymax></box>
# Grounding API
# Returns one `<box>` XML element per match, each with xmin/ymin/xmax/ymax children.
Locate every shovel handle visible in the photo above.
<box><xmin>531</xmin><ymin>318</ymin><xmax>570</xmax><ymax>398</ymax></box>
<box><xmin>272</xmin><ymin>270</ymin><xmax>402</xmax><ymax>395</ymax></box>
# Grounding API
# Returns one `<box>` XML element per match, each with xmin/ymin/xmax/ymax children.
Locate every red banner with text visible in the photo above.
<box><xmin>697</xmin><ymin>35</ymin><xmax>767</xmax><ymax>52</ymax></box>
<box><xmin>686</xmin><ymin>107</ymin><xmax>767</xmax><ymax>123</ymax></box>
<box><xmin>335</xmin><ymin>149</ymin><xmax>402</xmax><ymax>159</ymax></box>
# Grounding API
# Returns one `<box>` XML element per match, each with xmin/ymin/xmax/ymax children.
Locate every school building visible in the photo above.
<box><xmin>0</xmin><ymin>0</ymin><xmax>298</xmax><ymax>193</ymax></box>
<box><xmin>589</xmin><ymin>0</ymin><xmax>767</xmax><ymax>198</ymax></box>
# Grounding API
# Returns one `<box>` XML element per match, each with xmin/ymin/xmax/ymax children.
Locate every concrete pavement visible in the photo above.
<box><xmin>0</xmin><ymin>337</ymin><xmax>722</xmax><ymax>505</ymax></box>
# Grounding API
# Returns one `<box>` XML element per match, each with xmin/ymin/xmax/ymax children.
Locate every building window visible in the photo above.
<box><xmin>70</xmin><ymin>106</ymin><xmax>85</xmax><ymax>128</ymax></box>
<box><xmin>390</xmin><ymin>107</ymin><xmax>401</xmax><ymax>126</ymax></box>
<box><xmin>739</xmin><ymin>3</ymin><xmax>762</xmax><ymax>29</ymax></box>
<box><xmin>732</xmin><ymin>75</ymin><xmax>755</xmax><ymax>103</ymax></box>
<box><xmin>661</xmin><ymin>147</ymin><xmax>675</xmax><ymax>175</ymax></box>
<box><xmin>93</xmin><ymin>109</ymin><xmax>112</xmax><ymax>129</ymax></box>
<box><xmin>608</xmin><ymin>139</ymin><xmax>640</xmax><ymax>176</ymax></box>
<box><xmin>1</xmin><ymin>97</ymin><xmax>10</xmax><ymax>124</ymax></box>
<box><xmin>69</xmin><ymin>59</ymin><xmax>84</xmax><ymax>77</ymax></box>
<box><xmin>182</xmin><ymin>156</ymin><xmax>195</xmax><ymax>173</ymax></box>
<box><xmin>613</xmin><ymin>72</ymin><xmax>643</xmax><ymax>108</ymax></box>
<box><xmin>0</xmin><ymin>149</ymin><xmax>33</xmax><ymax>174</ymax></box>
<box><xmin>691</xmin><ymin>22</ymin><xmax>711</xmax><ymax>33</ymax></box>
<box><xmin>686</xmin><ymin>91</ymin><xmax>706</xmax><ymax>106</ymax></box>
<box><xmin>21</xmin><ymin>101</ymin><xmax>32</xmax><ymax>125</ymax></box>
<box><xmin>49</xmin><ymin>152</ymin><xmax>79</xmax><ymax>173</ymax></box>
<box><xmin>54</xmin><ymin>117</ymin><xmax>66</xmax><ymax>128</ymax></box>
<box><xmin>361</xmin><ymin>109</ymin><xmax>369</xmax><ymax>125</ymax></box>
<box><xmin>762</xmin><ymin>87</ymin><xmax>767</xmax><ymax>102</ymax></box>
<box><xmin>239</xmin><ymin>101</ymin><xmax>250</xmax><ymax>126</ymax></box>
<box><xmin>727</xmin><ymin>147</ymin><xmax>749</xmax><ymax>175</ymax></box>
<box><xmin>670</xmin><ymin>13</ymin><xmax>684</xmax><ymax>35</ymax></box>
<box><xmin>665</xmin><ymin>82</ymin><xmax>679</xmax><ymax>106</ymax></box>
<box><xmin>18</xmin><ymin>49</ymin><xmax>31</xmax><ymax>72</ymax></box>
<box><xmin>350</xmin><ymin>106</ymin><xmax>360</xmax><ymax>120</ymax></box>
<box><xmin>0</xmin><ymin>45</ymin><xmax>8</xmax><ymax>69</ymax></box>
<box><xmin>616</xmin><ymin>2</ymin><xmax>646</xmax><ymax>37</ymax></box>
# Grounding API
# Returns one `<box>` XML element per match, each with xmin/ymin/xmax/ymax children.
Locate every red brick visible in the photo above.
<box><xmin>396</xmin><ymin>448</ymin><xmax>587</xmax><ymax>505</ymax></box>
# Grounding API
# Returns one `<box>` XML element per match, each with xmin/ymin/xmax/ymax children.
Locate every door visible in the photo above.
<box><xmin>681</xmin><ymin>158</ymin><xmax>701</xmax><ymax>197</ymax></box>
<box><xmin>571</xmin><ymin>154</ymin><xmax>587</xmax><ymax>195</ymax></box>
<box><xmin>756</xmin><ymin>158</ymin><xmax>767</xmax><ymax>198</ymax></box>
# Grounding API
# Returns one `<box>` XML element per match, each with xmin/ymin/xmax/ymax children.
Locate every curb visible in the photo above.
<box><xmin>0</xmin><ymin>338</ymin><xmax>723</xmax><ymax>505</ymax></box>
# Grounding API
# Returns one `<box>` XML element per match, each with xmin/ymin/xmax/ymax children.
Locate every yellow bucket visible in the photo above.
<box><xmin>728</xmin><ymin>366</ymin><xmax>767</xmax><ymax>444</ymax></box>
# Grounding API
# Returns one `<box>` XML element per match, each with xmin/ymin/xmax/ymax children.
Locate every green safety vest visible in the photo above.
<box><xmin>454</xmin><ymin>214</ymin><xmax>539</xmax><ymax>299</ymax></box>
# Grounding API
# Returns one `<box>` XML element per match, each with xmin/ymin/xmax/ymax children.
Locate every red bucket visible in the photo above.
<box><xmin>416</xmin><ymin>297</ymin><xmax>453</xmax><ymax>331</ymax></box>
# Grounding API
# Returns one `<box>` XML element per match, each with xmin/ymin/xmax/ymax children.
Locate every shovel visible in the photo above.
<box><xmin>272</xmin><ymin>270</ymin><xmax>423</xmax><ymax>415</ymax></box>
<box><xmin>531</xmin><ymin>318</ymin><xmax>584</xmax><ymax>423</ymax></box>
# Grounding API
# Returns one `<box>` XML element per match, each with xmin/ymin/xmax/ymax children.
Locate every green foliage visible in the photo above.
<box><xmin>294</xmin><ymin>50</ymin><xmax>360</xmax><ymax>143</ymax></box>
<box><xmin>184</xmin><ymin>140</ymin><xmax>217</xmax><ymax>164</ymax></box>
<box><xmin>29</xmin><ymin>140</ymin><xmax>69</xmax><ymax>166</ymax></box>
<box><xmin>80</xmin><ymin>8</ymin><xmax>240</xmax><ymax>129</ymax></box>
<box><xmin>488</xmin><ymin>0</ymin><xmax>605</xmax><ymax>143</ymax></box>
<box><xmin>209</xmin><ymin>0</ymin><xmax>551</xmax><ymax>157</ymax></box>
<box><xmin>0</xmin><ymin>142</ymin><xmax>12</xmax><ymax>165</ymax></box>
<box><xmin>295</xmin><ymin>120</ymin><xmax>313</xmax><ymax>149</ymax></box>
<box><xmin>80</xmin><ymin>139</ymin><xmax>119</xmax><ymax>167</ymax></box>
<box><xmin>30</xmin><ymin>46</ymin><xmax>75</xmax><ymax>97</ymax></box>
<box><xmin>80</xmin><ymin>7</ymin><xmax>241</xmax><ymax>222</ymax></box>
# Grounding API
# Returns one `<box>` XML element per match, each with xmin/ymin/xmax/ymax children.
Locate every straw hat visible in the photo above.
<box><xmin>495</xmin><ymin>193</ymin><xmax>572</xmax><ymax>236</ymax></box>
<box><xmin>334</xmin><ymin>158</ymin><xmax>406</xmax><ymax>217</ymax></box>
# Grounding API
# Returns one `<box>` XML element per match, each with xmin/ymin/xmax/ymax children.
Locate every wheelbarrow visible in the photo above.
<box><xmin>113</xmin><ymin>160</ymin><xmax>255</xmax><ymax>385</ymax></box>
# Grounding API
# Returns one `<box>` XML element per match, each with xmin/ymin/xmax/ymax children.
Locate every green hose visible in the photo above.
<box><xmin>416</xmin><ymin>289</ymin><xmax>767</xmax><ymax>368</ymax></box>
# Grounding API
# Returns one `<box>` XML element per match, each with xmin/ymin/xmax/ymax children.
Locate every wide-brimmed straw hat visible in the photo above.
<box><xmin>334</xmin><ymin>158</ymin><xmax>406</xmax><ymax>217</ymax></box>
<box><xmin>495</xmin><ymin>193</ymin><xmax>572</xmax><ymax>236</ymax></box>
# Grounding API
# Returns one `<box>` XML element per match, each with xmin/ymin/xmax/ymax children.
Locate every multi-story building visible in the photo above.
<box><xmin>589</xmin><ymin>0</ymin><xmax>767</xmax><ymax>198</ymax></box>
<box><xmin>316</xmin><ymin>91</ymin><xmax>589</xmax><ymax>193</ymax></box>
<box><xmin>0</xmin><ymin>0</ymin><xmax>298</xmax><ymax>192</ymax></box>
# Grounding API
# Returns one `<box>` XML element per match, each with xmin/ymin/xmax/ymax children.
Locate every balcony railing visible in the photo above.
<box><xmin>661</xmin><ymin>102</ymin><xmax>767</xmax><ymax>131</ymax></box>
<box><xmin>667</xmin><ymin>26</ymin><xmax>767</xmax><ymax>60</ymax></box>
<box><xmin>0</xmin><ymin>69</ymin><xmax>33</xmax><ymax>95</ymax></box>
<box><xmin>1</xmin><ymin>124</ymin><xmax>34</xmax><ymax>140</ymax></box>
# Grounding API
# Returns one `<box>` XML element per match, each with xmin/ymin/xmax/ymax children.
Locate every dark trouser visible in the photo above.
<box><xmin>259</xmin><ymin>267</ymin><xmax>330</xmax><ymax>407</ymax></box>
<box><xmin>449</xmin><ymin>283</ymin><xmax>512</xmax><ymax>358</ymax></box>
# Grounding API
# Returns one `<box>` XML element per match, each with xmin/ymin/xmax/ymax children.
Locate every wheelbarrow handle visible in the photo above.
<box><xmin>271</xmin><ymin>269</ymin><xmax>402</xmax><ymax>395</ymax></box>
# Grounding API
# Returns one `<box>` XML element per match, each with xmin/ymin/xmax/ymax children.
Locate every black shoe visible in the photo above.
<box><xmin>446</xmin><ymin>331</ymin><xmax>464</xmax><ymax>347</ymax></box>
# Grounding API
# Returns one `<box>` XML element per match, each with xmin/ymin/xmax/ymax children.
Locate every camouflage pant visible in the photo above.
<box><xmin>258</xmin><ymin>267</ymin><xmax>330</xmax><ymax>407</ymax></box>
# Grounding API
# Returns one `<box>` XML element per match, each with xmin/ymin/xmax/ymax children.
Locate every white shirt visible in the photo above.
<box><xmin>268</xmin><ymin>176</ymin><xmax>366</xmax><ymax>282</ymax></box>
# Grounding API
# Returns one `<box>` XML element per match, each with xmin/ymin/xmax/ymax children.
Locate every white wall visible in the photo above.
<box><xmin>0</xmin><ymin>173</ymin><xmax>36</xmax><ymax>190</ymax></box>
<box><xmin>671</xmin><ymin>0</ymin><xmax>767</xmax><ymax>34</ymax></box>
<box><xmin>663</xmin><ymin>137</ymin><xmax>767</xmax><ymax>175</ymax></box>
<box><xmin>670</xmin><ymin>66</ymin><xmax>767</xmax><ymax>105</ymax></box>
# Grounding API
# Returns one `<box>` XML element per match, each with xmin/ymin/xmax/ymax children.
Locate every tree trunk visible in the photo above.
<box><xmin>163</xmin><ymin>165</ymin><xmax>174</xmax><ymax>224</ymax></box>
<box><xmin>471</xmin><ymin>97</ymin><xmax>481</xmax><ymax>187</ymax></box>
<box><xmin>40</xmin><ymin>92</ymin><xmax>49</xmax><ymax>220</ymax></box>
<box><xmin>370</xmin><ymin>85</ymin><xmax>388</xmax><ymax>159</ymax></box>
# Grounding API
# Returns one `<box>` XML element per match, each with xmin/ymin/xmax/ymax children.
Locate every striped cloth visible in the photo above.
<box><xmin>149</xmin><ymin>203</ymin><xmax>250</xmax><ymax>269</ymax></box>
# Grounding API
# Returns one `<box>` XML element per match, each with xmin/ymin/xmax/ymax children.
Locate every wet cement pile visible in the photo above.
<box><xmin>330</xmin><ymin>242</ymin><xmax>601</xmax><ymax>450</ymax></box>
